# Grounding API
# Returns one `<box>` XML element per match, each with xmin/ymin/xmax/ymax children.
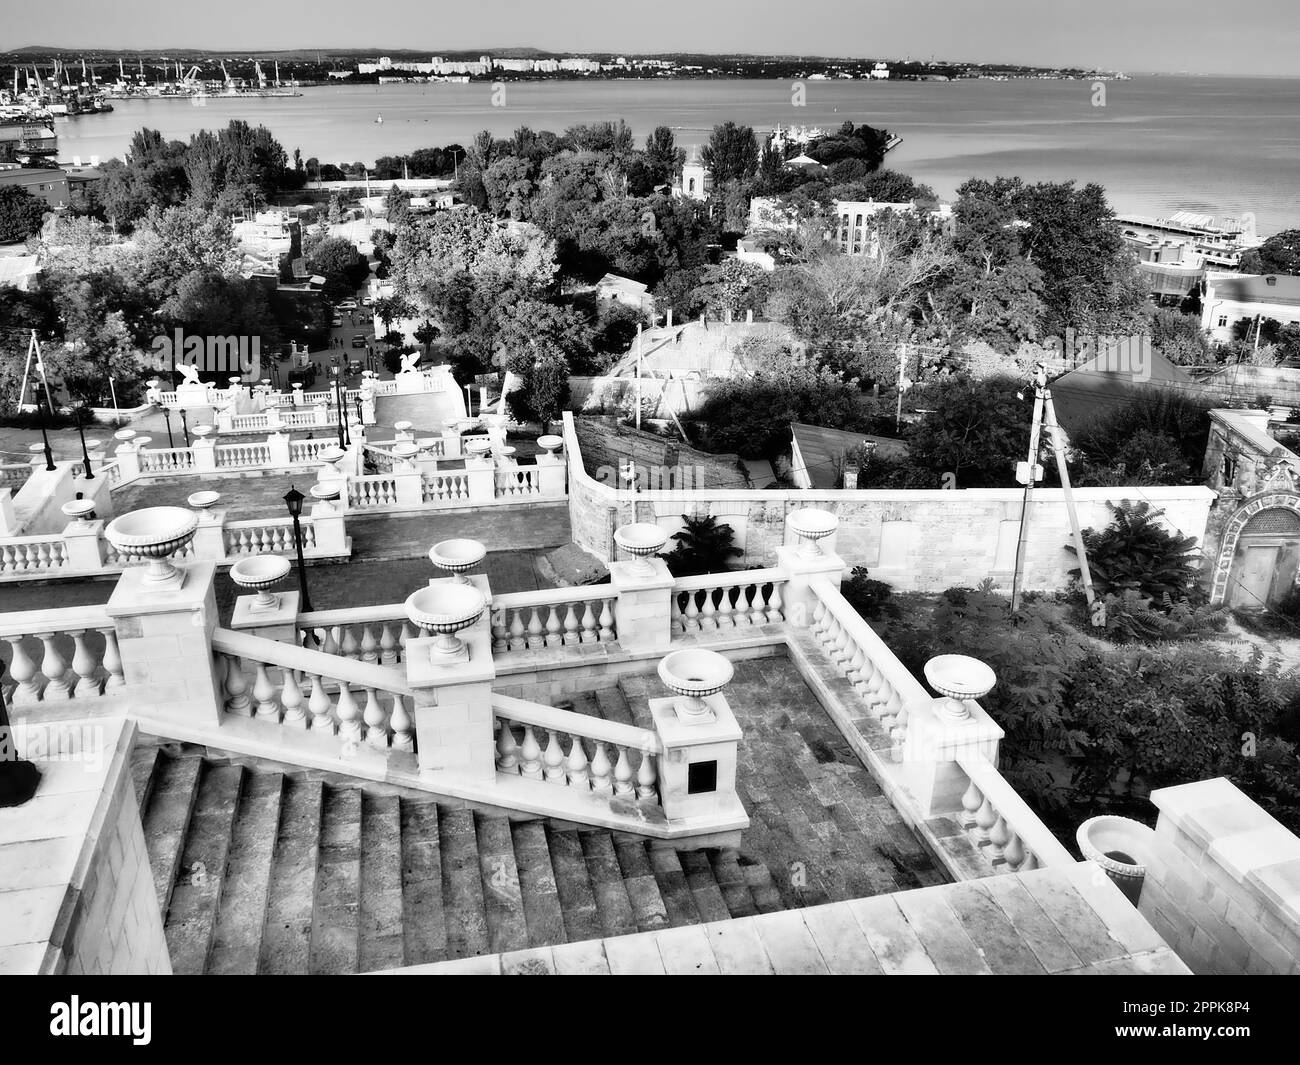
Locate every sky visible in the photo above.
<box><xmin>5</xmin><ymin>0</ymin><xmax>1299</xmax><ymax>76</ymax></box>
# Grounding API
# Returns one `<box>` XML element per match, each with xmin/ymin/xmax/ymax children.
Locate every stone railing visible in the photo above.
<box><xmin>490</xmin><ymin>588</ymin><xmax>619</xmax><ymax>653</ymax></box>
<box><xmin>289</xmin><ymin>438</ymin><xmax>336</xmax><ymax>463</ymax></box>
<box><xmin>296</xmin><ymin>605</ymin><xmax>415</xmax><ymax>664</ymax></box>
<box><xmin>0</xmin><ymin>534</ymin><xmax>69</xmax><ymax>576</ymax></box>
<box><xmin>348</xmin><ymin>473</ymin><xmax>401</xmax><ymax>508</ymax></box>
<box><xmin>495</xmin><ymin>466</ymin><xmax>542</xmax><ymax>498</ymax></box>
<box><xmin>671</xmin><ymin>568</ymin><xmax>788</xmax><ymax>635</ymax></box>
<box><xmin>215</xmin><ymin>441</ymin><xmax>273</xmax><ymax>468</ymax></box>
<box><xmin>953</xmin><ymin>755</ymin><xmax>1075</xmax><ymax>873</ymax></box>
<box><xmin>1</xmin><ymin>464</ymin><xmax>32</xmax><ymax>491</ymax></box>
<box><xmin>213</xmin><ymin>627</ymin><xmax>416</xmax><ymax>751</ymax></box>
<box><xmin>421</xmin><ymin>471</ymin><xmax>471</xmax><ymax>504</ymax></box>
<box><xmin>0</xmin><ymin>606</ymin><xmax>125</xmax><ymax>707</ymax></box>
<box><xmin>224</xmin><ymin>517</ymin><xmax>317</xmax><ymax>557</ymax></box>
<box><xmin>493</xmin><ymin>693</ymin><xmax>660</xmax><ymax>802</ymax></box>
<box><xmin>137</xmin><ymin>446</ymin><xmax>197</xmax><ymax>474</ymax></box>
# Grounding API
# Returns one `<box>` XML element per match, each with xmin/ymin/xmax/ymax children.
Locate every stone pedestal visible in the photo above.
<box><xmin>230</xmin><ymin>589</ymin><xmax>301</xmax><ymax>643</ymax></box>
<box><xmin>190</xmin><ymin>509</ymin><xmax>228</xmax><ymax>561</ymax></box>
<box><xmin>535</xmin><ymin>452</ymin><xmax>566</xmax><ymax>497</ymax></box>
<box><xmin>649</xmin><ymin>692</ymin><xmax>743</xmax><ymax>822</ymax></box>
<box><xmin>193</xmin><ymin>438</ymin><xmax>217</xmax><ymax>471</ymax></box>
<box><xmin>464</xmin><ymin>456</ymin><xmax>496</xmax><ymax>504</ymax></box>
<box><xmin>440</xmin><ymin>428</ymin><xmax>462</xmax><ymax>459</ymax></box>
<box><xmin>267</xmin><ymin>431</ymin><xmax>292</xmax><ymax>467</ymax></box>
<box><xmin>0</xmin><ymin>488</ymin><xmax>17</xmax><ymax>536</ymax></box>
<box><xmin>61</xmin><ymin>519</ymin><xmax>106</xmax><ymax>572</ymax></box>
<box><xmin>408</xmin><ymin>615</ymin><xmax>497</xmax><ymax>780</ymax></box>
<box><xmin>392</xmin><ymin>466</ymin><xmax>424</xmax><ymax>507</ymax></box>
<box><xmin>310</xmin><ymin>502</ymin><xmax>348</xmax><ymax>554</ymax></box>
<box><xmin>897</xmin><ymin>696</ymin><xmax>1005</xmax><ymax>817</ymax></box>
<box><xmin>114</xmin><ymin>445</ymin><xmax>140</xmax><ymax>481</ymax></box>
<box><xmin>775</xmin><ymin>544</ymin><xmax>846</xmax><ymax>628</ymax></box>
<box><xmin>105</xmin><ymin>561</ymin><xmax>224</xmax><ymax>726</ymax></box>
<box><xmin>608</xmin><ymin>557</ymin><xmax>675</xmax><ymax>652</ymax></box>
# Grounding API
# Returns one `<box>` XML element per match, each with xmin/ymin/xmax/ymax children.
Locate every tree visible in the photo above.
<box><xmin>702</xmin><ymin>122</ymin><xmax>758</xmax><ymax>185</ymax></box>
<box><xmin>183</xmin><ymin>120</ymin><xmax>290</xmax><ymax>214</ymax></box>
<box><xmin>304</xmin><ymin>236</ymin><xmax>369</xmax><ymax>301</ymax></box>
<box><xmin>413</xmin><ymin>320</ymin><xmax>440</xmax><ymax>355</ymax></box>
<box><xmin>904</xmin><ymin>375</ymin><xmax>1031</xmax><ymax>487</ymax></box>
<box><xmin>483</xmin><ymin>156</ymin><xmax>535</xmax><ymax>220</ymax></box>
<box><xmin>1240</xmin><ymin>229</ymin><xmax>1300</xmax><ymax>276</ymax></box>
<box><xmin>1149</xmin><ymin>307</ymin><xmax>1211</xmax><ymax>366</ymax></box>
<box><xmin>644</xmin><ymin>126</ymin><xmax>684</xmax><ymax>189</ymax></box>
<box><xmin>694</xmin><ymin>258</ymin><xmax>770</xmax><ymax>319</ymax></box>
<box><xmin>384</xmin><ymin>184</ymin><xmax>412</xmax><ymax>229</ymax></box>
<box><xmin>0</xmin><ymin>187</ymin><xmax>50</xmax><ymax>243</ymax></box>
<box><xmin>663</xmin><ymin>515</ymin><xmax>743</xmax><ymax>577</ymax></box>
<box><xmin>1068</xmin><ymin>501</ymin><xmax>1201</xmax><ymax>602</ymax></box>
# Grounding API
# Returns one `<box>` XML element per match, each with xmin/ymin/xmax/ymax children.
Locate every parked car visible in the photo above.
<box><xmin>360</xmin><ymin>296</ymin><xmax>374</xmax><ymax>307</ymax></box>
<box><xmin>331</xmin><ymin>315</ymin><xmax>343</xmax><ymax>327</ymax></box>
<box><xmin>337</xmin><ymin>299</ymin><xmax>358</xmax><ymax>311</ymax></box>
<box><xmin>347</xmin><ymin>360</ymin><xmax>363</xmax><ymax>376</ymax></box>
<box><xmin>351</xmin><ymin>333</ymin><xmax>368</xmax><ymax>348</ymax></box>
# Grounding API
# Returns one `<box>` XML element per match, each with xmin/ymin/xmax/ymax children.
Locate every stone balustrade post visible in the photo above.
<box><xmin>535</xmin><ymin>452</ymin><xmax>566</xmax><ymax>497</ymax></box>
<box><xmin>265</xmin><ymin>405</ymin><xmax>282</xmax><ymax>430</ymax></box>
<box><xmin>407</xmin><ymin>576</ymin><xmax>497</xmax><ymax>781</ymax></box>
<box><xmin>392</xmin><ymin>466</ymin><xmax>424</xmax><ymax>507</ymax></box>
<box><xmin>440</xmin><ymin>428</ymin><xmax>462</xmax><ymax>458</ymax></box>
<box><xmin>648</xmin><ymin>687</ymin><xmax>744</xmax><ymax>832</ymax></box>
<box><xmin>216</xmin><ymin>408</ymin><xmax>234</xmax><ymax>432</ymax></box>
<box><xmin>230</xmin><ymin>588</ymin><xmax>301</xmax><ymax>644</ymax></box>
<box><xmin>360</xmin><ymin>392</ymin><xmax>376</xmax><ymax>425</ymax></box>
<box><xmin>114</xmin><ymin>444</ymin><xmax>140</xmax><ymax>482</ymax></box>
<box><xmin>266</xmin><ymin>431</ymin><xmax>292</xmax><ymax>467</ymax></box>
<box><xmin>193</xmin><ymin>437</ymin><xmax>217</xmax><ymax>471</ymax></box>
<box><xmin>897</xmin><ymin>697</ymin><xmax>1004</xmax><ymax>817</ymax></box>
<box><xmin>608</xmin><ymin>556</ymin><xmax>674</xmax><ymax>653</ymax></box>
<box><xmin>61</xmin><ymin>519</ymin><xmax>107</xmax><ymax>572</ymax></box>
<box><xmin>105</xmin><ymin>561</ymin><xmax>225</xmax><ymax>726</ymax></box>
<box><xmin>464</xmin><ymin>456</ymin><xmax>496</xmax><ymax>504</ymax></box>
<box><xmin>775</xmin><ymin>544</ymin><xmax>846</xmax><ymax>628</ymax></box>
<box><xmin>190</xmin><ymin>508</ymin><xmax>228</xmax><ymax>561</ymax></box>
<box><xmin>309</xmin><ymin>503</ymin><xmax>348</xmax><ymax>553</ymax></box>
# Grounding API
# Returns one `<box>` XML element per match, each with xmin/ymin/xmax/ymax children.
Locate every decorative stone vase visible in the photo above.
<box><xmin>230</xmin><ymin>554</ymin><xmax>292</xmax><ymax>612</ymax></box>
<box><xmin>187</xmin><ymin>490</ymin><xmax>221</xmax><ymax>512</ymax></box>
<box><xmin>924</xmin><ymin>654</ymin><xmax>996</xmax><ymax>723</ymax></box>
<box><xmin>310</xmin><ymin>483</ymin><xmax>341</xmax><ymax>511</ymax></box>
<box><xmin>428</xmin><ymin>539</ymin><xmax>486</xmax><ymax>583</ymax></box>
<box><xmin>536</xmin><ymin>434</ymin><xmax>563</xmax><ymax>456</ymax></box>
<box><xmin>614</xmin><ymin>522</ymin><xmax>668</xmax><ymax>577</ymax></box>
<box><xmin>192</xmin><ymin>425</ymin><xmax>213</xmax><ymax>440</ymax></box>
<box><xmin>391</xmin><ymin>441</ymin><xmax>421</xmax><ymax>467</ymax></box>
<box><xmin>113</xmin><ymin>428</ymin><xmax>136</xmax><ymax>447</ymax></box>
<box><xmin>464</xmin><ymin>437</ymin><xmax>492</xmax><ymax>460</ymax></box>
<box><xmin>1076</xmin><ymin>815</ymin><xmax>1155</xmax><ymax>906</ymax></box>
<box><xmin>788</xmin><ymin>508</ymin><xmax>839</xmax><ymax>557</ymax></box>
<box><xmin>405</xmin><ymin>583</ymin><xmax>486</xmax><ymax>663</ymax></box>
<box><xmin>658</xmin><ymin>648</ymin><xmax>734</xmax><ymax>721</ymax></box>
<box><xmin>61</xmin><ymin>498</ymin><xmax>97</xmax><ymax>522</ymax></box>
<box><xmin>104</xmin><ymin>506</ymin><xmax>199</xmax><ymax>585</ymax></box>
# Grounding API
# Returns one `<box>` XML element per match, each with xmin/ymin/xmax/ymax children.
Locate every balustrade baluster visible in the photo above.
<box><xmin>960</xmin><ymin>777</ymin><xmax>983</xmax><ymax>830</ymax></box>
<box><xmin>544</xmin><ymin>605</ymin><xmax>563</xmax><ymax>648</ymax></box>
<box><xmin>699</xmin><ymin>589</ymin><xmax>718</xmax><ymax>630</ymax></box>
<box><xmin>99</xmin><ymin>627</ymin><xmax>125</xmax><ymax>689</ymax></box>
<box><xmin>3</xmin><ymin>636</ymin><xmax>41</xmax><ymax>704</ymax></box>
<box><xmin>496</xmin><ymin>719</ymin><xmax>519</xmax><ymax>771</ymax></box>
<box><xmin>336</xmin><ymin>680</ymin><xmax>363</xmax><ymax>742</ymax></box>
<box><xmin>974</xmin><ymin>795</ymin><xmax>998</xmax><ymax>845</ymax></box>
<box><xmin>542</xmin><ymin>729</ymin><xmax>566</xmax><ymax>783</ymax></box>
<box><xmin>364</xmin><ymin>688</ymin><xmax>389</xmax><ymax>748</ymax></box>
<box><xmin>578</xmin><ymin>601</ymin><xmax>597</xmax><ymax>644</ymax></box>
<box><xmin>635</xmin><ymin>749</ymin><xmax>658</xmax><ymax>801</ymax></box>
<box><xmin>36</xmin><ymin>633</ymin><xmax>71</xmax><ymax>700</ymax></box>
<box><xmin>565</xmin><ymin>734</ymin><xmax>589</xmax><ymax>788</ymax></box>
<box><xmin>1003</xmin><ymin>827</ymin><xmax>1025</xmax><ymax>871</ymax></box>
<box><xmin>598</xmin><ymin>599</ymin><xmax>615</xmax><ymax>642</ymax></box>
<box><xmin>508</xmin><ymin>609</ymin><xmax>527</xmax><ymax>652</ymax></box>
<box><xmin>519</xmin><ymin>725</ymin><xmax>543</xmax><ymax>779</ymax></box>
<box><xmin>69</xmin><ymin>630</ymin><xmax>101</xmax><ymax>698</ymax></box>
<box><xmin>683</xmin><ymin>591</ymin><xmax>700</xmax><ymax>631</ymax></box>
<box><xmin>988</xmin><ymin>814</ymin><xmax>1011</xmax><ymax>864</ymax></box>
<box><xmin>253</xmin><ymin>662</ymin><xmax>281</xmax><ymax>720</ymax></box>
<box><xmin>1019</xmin><ymin>850</ymin><xmax>1039</xmax><ymax>872</ymax></box>
<box><xmin>590</xmin><ymin>741</ymin><xmax>613</xmax><ymax>795</ymax></box>
<box><xmin>561</xmin><ymin>603</ymin><xmax>580</xmax><ymax>645</ymax></box>
<box><xmin>390</xmin><ymin>697</ymin><xmax>414</xmax><ymax>752</ymax></box>
<box><xmin>360</xmin><ymin>625</ymin><xmax>379</xmax><ymax>663</ymax></box>
<box><xmin>340</xmin><ymin>628</ymin><xmax>361</xmax><ymax>660</ymax></box>
<box><xmin>612</xmin><ymin>746</ymin><xmax>635</xmax><ymax>797</ymax></box>
<box><xmin>224</xmin><ymin>654</ymin><xmax>252</xmax><ymax>715</ymax></box>
<box><xmin>379</xmin><ymin>624</ymin><xmax>399</xmax><ymax>665</ymax></box>
<box><xmin>307</xmin><ymin>674</ymin><xmax>333</xmax><ymax>732</ymax></box>
<box><xmin>525</xmin><ymin>608</ymin><xmax>545</xmax><ymax>650</ymax></box>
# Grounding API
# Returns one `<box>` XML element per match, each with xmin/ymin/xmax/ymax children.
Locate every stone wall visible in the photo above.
<box><xmin>1140</xmin><ymin>778</ymin><xmax>1300</xmax><ymax>976</ymax></box>
<box><xmin>563</xmin><ymin>414</ymin><xmax>1217</xmax><ymax>594</ymax></box>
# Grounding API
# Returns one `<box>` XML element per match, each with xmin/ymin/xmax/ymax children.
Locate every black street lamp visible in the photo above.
<box><xmin>38</xmin><ymin>392</ymin><xmax>56</xmax><ymax>471</ymax></box>
<box><xmin>283</xmin><ymin>486</ymin><xmax>314</xmax><ymax>614</ymax></box>
<box><xmin>160</xmin><ymin>405</ymin><xmax>175</xmax><ymax>448</ymax></box>
<box><xmin>73</xmin><ymin>403</ymin><xmax>94</xmax><ymax>479</ymax></box>
<box><xmin>0</xmin><ymin>680</ymin><xmax>40</xmax><ymax>808</ymax></box>
<box><xmin>179</xmin><ymin>408</ymin><xmax>190</xmax><ymax>447</ymax></box>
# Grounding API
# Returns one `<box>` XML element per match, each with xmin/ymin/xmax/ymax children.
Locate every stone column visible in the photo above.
<box><xmin>775</xmin><ymin>544</ymin><xmax>846</xmax><ymax>628</ymax></box>
<box><xmin>114</xmin><ymin>444</ymin><xmax>141</xmax><ymax>482</ymax></box>
<box><xmin>230</xmin><ymin>588</ymin><xmax>301</xmax><ymax>644</ymax></box>
<box><xmin>266</xmin><ymin>431</ymin><xmax>292</xmax><ymax>467</ymax></box>
<box><xmin>897</xmin><ymin>696</ymin><xmax>1005</xmax><ymax>817</ymax></box>
<box><xmin>61</xmin><ymin>519</ymin><xmax>107</xmax><ymax>572</ymax></box>
<box><xmin>535</xmin><ymin>452</ymin><xmax>566</xmax><ymax>497</ymax></box>
<box><xmin>192</xmin><ymin>437</ymin><xmax>217</xmax><ymax>471</ymax></box>
<box><xmin>440</xmin><ymin>428</ymin><xmax>462</xmax><ymax>459</ymax></box>
<box><xmin>310</xmin><ymin>502</ymin><xmax>348</xmax><ymax>554</ymax></box>
<box><xmin>608</xmin><ymin>556</ymin><xmax>675</xmax><ymax>653</ymax></box>
<box><xmin>216</xmin><ymin>408</ymin><xmax>234</xmax><ymax>432</ymax></box>
<box><xmin>104</xmin><ymin>561</ymin><xmax>225</xmax><ymax>726</ymax></box>
<box><xmin>190</xmin><ymin>508</ymin><xmax>228</xmax><ymax>561</ymax></box>
<box><xmin>648</xmin><ymin>688</ymin><xmax>744</xmax><ymax>829</ymax></box>
<box><xmin>392</xmin><ymin>466</ymin><xmax>424</xmax><ymax>508</ymax></box>
<box><xmin>464</xmin><ymin>456</ymin><xmax>496</xmax><ymax>504</ymax></box>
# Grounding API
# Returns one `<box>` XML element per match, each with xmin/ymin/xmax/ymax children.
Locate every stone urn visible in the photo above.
<box><xmin>1076</xmin><ymin>815</ymin><xmax>1155</xmax><ymax>906</ymax></box>
<box><xmin>113</xmin><ymin>428</ymin><xmax>137</xmax><ymax>448</ymax></box>
<box><xmin>391</xmin><ymin>441</ymin><xmax>421</xmax><ymax>468</ymax></box>
<box><xmin>104</xmin><ymin>506</ymin><xmax>199</xmax><ymax>586</ymax></box>
<box><xmin>230</xmin><ymin>554</ymin><xmax>293</xmax><ymax>612</ymax></box>
<box><xmin>788</xmin><ymin>507</ymin><xmax>839</xmax><ymax>556</ymax></box>
<box><xmin>187</xmin><ymin>490</ymin><xmax>221</xmax><ymax>512</ymax></box>
<box><xmin>394</xmin><ymin>420</ymin><xmax>414</xmax><ymax>437</ymax></box>
<box><xmin>614</xmin><ymin>522</ymin><xmax>668</xmax><ymax>577</ymax></box>
<box><xmin>464</xmin><ymin>437</ymin><xmax>492</xmax><ymax>461</ymax></box>
<box><xmin>658</xmin><ymin>648</ymin><xmax>734</xmax><ymax>722</ymax></box>
<box><xmin>537</xmin><ymin>434</ymin><xmax>563</xmax><ymax>456</ymax></box>
<box><xmin>924</xmin><ymin>654</ymin><xmax>996</xmax><ymax>724</ymax></box>
<box><xmin>61</xmin><ymin>498</ymin><xmax>97</xmax><ymax>523</ymax></box>
<box><xmin>429</xmin><ymin>538</ymin><xmax>487</xmax><ymax>584</ymax></box>
<box><xmin>192</xmin><ymin>425</ymin><xmax>213</xmax><ymax>440</ymax></box>
<box><xmin>310</xmin><ymin>483</ymin><xmax>341</xmax><ymax>511</ymax></box>
<box><xmin>405</xmin><ymin>583</ymin><xmax>487</xmax><ymax>663</ymax></box>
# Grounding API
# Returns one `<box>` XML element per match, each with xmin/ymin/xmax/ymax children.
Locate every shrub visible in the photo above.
<box><xmin>1095</xmin><ymin>589</ymin><xmax>1227</xmax><ymax>644</ymax></box>
<box><xmin>1068</xmin><ymin>501</ymin><xmax>1200</xmax><ymax>602</ymax></box>
<box><xmin>663</xmin><ymin>515</ymin><xmax>742</xmax><ymax>577</ymax></box>
<box><xmin>842</xmin><ymin>567</ymin><xmax>900</xmax><ymax>620</ymax></box>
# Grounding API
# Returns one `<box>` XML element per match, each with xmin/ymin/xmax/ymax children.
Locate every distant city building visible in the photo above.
<box><xmin>1116</xmin><ymin>210</ymin><xmax>1261</xmax><ymax>270</ymax></box>
<box><xmin>675</xmin><ymin>149</ymin><xmax>711</xmax><ymax>202</ymax></box>
<box><xmin>0</xmin><ymin>163</ymin><xmax>69</xmax><ymax>210</ymax></box>
<box><xmin>748</xmin><ymin>196</ymin><xmax>801</xmax><ymax>233</ymax></box>
<box><xmin>595</xmin><ymin>272</ymin><xmax>654</xmax><ymax>313</ymax></box>
<box><xmin>832</xmin><ymin>199</ymin><xmax>916</xmax><ymax>254</ymax></box>
<box><xmin>1201</xmin><ymin>272</ymin><xmax>1300</xmax><ymax>344</ymax></box>
<box><xmin>871</xmin><ymin>62</ymin><xmax>890</xmax><ymax>79</ymax></box>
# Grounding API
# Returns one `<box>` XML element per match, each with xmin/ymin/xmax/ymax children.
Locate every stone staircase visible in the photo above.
<box><xmin>130</xmin><ymin>686</ymin><xmax>786</xmax><ymax>975</ymax></box>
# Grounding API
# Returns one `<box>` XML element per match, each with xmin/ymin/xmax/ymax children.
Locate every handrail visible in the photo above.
<box><xmin>0</xmin><ymin>604</ymin><xmax>113</xmax><ymax>638</ymax></box>
<box><xmin>671</xmin><ymin>567</ymin><xmax>787</xmax><ymax>592</ymax></box>
<box><xmin>492</xmin><ymin>586</ymin><xmax>615</xmax><ymax>610</ymax></box>
<box><xmin>211</xmin><ymin>628</ymin><xmax>419</xmax><ymax>698</ymax></box>
<box><xmin>810</xmin><ymin>577</ymin><xmax>930</xmax><ymax>703</ymax></box>
<box><xmin>957</xmin><ymin>755</ymin><xmax>1076</xmax><ymax>868</ymax></box>
<box><xmin>298</xmin><ymin>603</ymin><xmax>406</xmax><ymax>627</ymax></box>
<box><xmin>492</xmin><ymin>693</ymin><xmax>661</xmax><ymax>755</ymax></box>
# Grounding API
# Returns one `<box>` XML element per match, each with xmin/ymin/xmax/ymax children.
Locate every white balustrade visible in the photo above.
<box><xmin>0</xmin><ymin>609</ymin><xmax>125</xmax><ymax>706</ymax></box>
<box><xmin>224</xmin><ymin>519</ymin><xmax>316</xmax><ymax>557</ymax></box>
<box><xmin>955</xmin><ymin>757</ymin><xmax>1076</xmax><ymax>873</ymax></box>
<box><xmin>495</xmin><ymin>467</ymin><xmax>541</xmax><ymax>498</ymax></box>
<box><xmin>215</xmin><ymin>442</ymin><xmax>273</xmax><ymax>468</ymax></box>
<box><xmin>348</xmin><ymin>474</ymin><xmax>399</xmax><ymax>508</ymax></box>
<box><xmin>0</xmin><ymin>464</ymin><xmax>31</xmax><ymax>491</ymax></box>
<box><xmin>138</xmin><ymin>446</ymin><xmax>197</xmax><ymax>473</ymax></box>
<box><xmin>297</xmin><ymin>606</ymin><xmax>415</xmax><ymax>666</ymax></box>
<box><xmin>671</xmin><ymin>569</ymin><xmax>787</xmax><ymax>634</ymax></box>
<box><xmin>422</xmin><ymin>472</ymin><xmax>469</xmax><ymax>503</ymax></box>
<box><xmin>493</xmin><ymin>693</ymin><xmax>660</xmax><ymax>803</ymax></box>
<box><xmin>0</xmin><ymin>536</ymin><xmax>69</xmax><ymax>575</ymax></box>
<box><xmin>491</xmin><ymin>589</ymin><xmax>618</xmax><ymax>653</ymax></box>
<box><xmin>289</xmin><ymin>439</ymin><xmax>334</xmax><ymax>463</ymax></box>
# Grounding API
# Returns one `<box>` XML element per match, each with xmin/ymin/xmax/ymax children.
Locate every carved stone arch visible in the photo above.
<box><xmin>1209</xmin><ymin>490</ymin><xmax>1300</xmax><ymax>606</ymax></box>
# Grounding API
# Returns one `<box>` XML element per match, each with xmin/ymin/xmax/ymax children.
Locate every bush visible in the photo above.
<box><xmin>1095</xmin><ymin>589</ymin><xmax>1227</xmax><ymax>643</ymax></box>
<box><xmin>1069</xmin><ymin>388</ymin><xmax>1211</xmax><ymax>479</ymax></box>
<box><xmin>663</xmin><ymin>515</ymin><xmax>742</xmax><ymax>577</ymax></box>
<box><xmin>903</xmin><ymin>375</ymin><xmax>1031</xmax><ymax>488</ymax></box>
<box><xmin>1068</xmin><ymin>501</ymin><xmax>1200</xmax><ymax>602</ymax></box>
<box><xmin>841</xmin><ymin>567</ymin><xmax>899</xmax><ymax>620</ymax></box>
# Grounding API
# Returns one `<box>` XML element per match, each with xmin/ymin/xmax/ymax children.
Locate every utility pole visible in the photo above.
<box><xmin>635</xmin><ymin>323</ymin><xmax>643</xmax><ymax>432</ymax></box>
<box><xmin>1042</xmin><ymin>383</ymin><xmax>1098</xmax><ymax>621</ymax></box>
<box><xmin>1009</xmin><ymin>366</ymin><xmax>1047</xmax><ymax>612</ymax></box>
<box><xmin>895</xmin><ymin>342</ymin><xmax>909</xmax><ymax>433</ymax></box>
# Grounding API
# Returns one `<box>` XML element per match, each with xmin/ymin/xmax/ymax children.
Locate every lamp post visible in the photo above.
<box><xmin>283</xmin><ymin>486</ymin><xmax>313</xmax><ymax>613</ymax></box>
<box><xmin>179</xmin><ymin>408</ymin><xmax>190</xmax><ymax>447</ymax></box>
<box><xmin>160</xmin><ymin>405</ymin><xmax>174</xmax><ymax>448</ymax></box>
<box><xmin>38</xmin><ymin>391</ymin><xmax>56</xmax><ymax>471</ymax></box>
<box><xmin>73</xmin><ymin>402</ymin><xmax>95</xmax><ymax>479</ymax></box>
<box><xmin>0</xmin><ymin>682</ymin><xmax>40</xmax><ymax>807</ymax></box>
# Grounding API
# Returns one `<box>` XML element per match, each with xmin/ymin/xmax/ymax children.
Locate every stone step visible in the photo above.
<box><xmin>563</xmin><ymin>691</ymin><xmax>602</xmax><ymax>720</ymax></box>
<box><xmin>615</xmin><ymin>675</ymin><xmax>662</xmax><ymax>731</ymax></box>
<box><xmin>309</xmin><ymin>786</ymin><xmax>363</xmax><ymax>975</ymax></box>
<box><xmin>129</xmin><ymin>744</ymin><xmax>161</xmax><ymax>813</ymax></box>
<box><xmin>400</xmin><ymin>801</ymin><xmax>448</xmax><ymax>967</ymax></box>
<box><xmin>476</xmin><ymin>814</ymin><xmax>529</xmax><ymax>956</ymax></box>
<box><xmin>594</xmin><ymin>688</ymin><xmax>636</xmax><ymax>727</ymax></box>
<box><xmin>580</xmin><ymin>831</ymin><xmax>638</xmax><ymax>938</ymax></box>
<box><xmin>545</xmin><ymin>827</ymin><xmax>603</xmax><ymax>943</ymax></box>
<box><xmin>439</xmin><ymin>807</ymin><xmax>489</xmax><ymax>958</ymax></box>
<box><xmin>741</xmin><ymin>859</ymin><xmax>785</xmax><ymax>914</ymax></box>
<box><xmin>709</xmin><ymin>849</ymin><xmax>760</xmax><ymax>919</ymax></box>
<box><xmin>359</xmin><ymin>793</ymin><xmax>405</xmax><ymax>973</ymax></box>
<box><xmin>140</xmin><ymin>753</ymin><xmax>204</xmax><ymax>918</ymax></box>
<box><xmin>259</xmin><ymin>776</ymin><xmax>325</xmax><ymax>974</ymax></box>
<box><xmin>164</xmin><ymin>763</ymin><xmax>244</xmax><ymax>975</ymax></box>
<box><xmin>677</xmin><ymin>850</ymin><xmax>733</xmax><ymax>924</ymax></box>
<box><xmin>511</xmin><ymin>820</ymin><xmax>566</xmax><ymax>948</ymax></box>
<box><xmin>208</xmin><ymin>772</ymin><xmax>285</xmax><ymax>976</ymax></box>
<box><xmin>649</xmin><ymin>846</ymin><xmax>702</xmax><ymax>928</ymax></box>
<box><xmin>613</xmin><ymin>838</ymin><xmax>670</xmax><ymax>932</ymax></box>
